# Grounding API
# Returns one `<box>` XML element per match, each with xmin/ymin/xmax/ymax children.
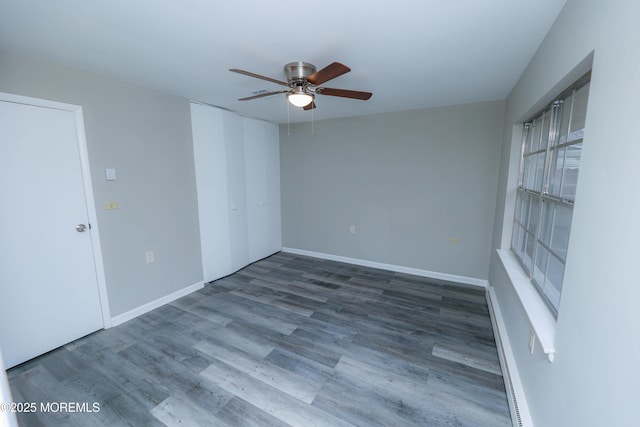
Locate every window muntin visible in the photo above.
<box><xmin>511</xmin><ymin>75</ymin><xmax>590</xmax><ymax>316</ymax></box>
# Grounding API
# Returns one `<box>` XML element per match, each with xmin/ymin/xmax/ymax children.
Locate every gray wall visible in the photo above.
<box><xmin>489</xmin><ymin>0</ymin><xmax>640</xmax><ymax>425</ymax></box>
<box><xmin>280</xmin><ymin>101</ymin><xmax>505</xmax><ymax>281</ymax></box>
<box><xmin>0</xmin><ymin>49</ymin><xmax>202</xmax><ymax>317</ymax></box>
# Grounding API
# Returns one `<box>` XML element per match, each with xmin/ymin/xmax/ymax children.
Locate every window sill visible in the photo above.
<box><xmin>496</xmin><ymin>249</ymin><xmax>557</xmax><ymax>362</ymax></box>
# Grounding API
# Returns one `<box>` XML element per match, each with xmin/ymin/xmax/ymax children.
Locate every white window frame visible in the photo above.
<box><xmin>511</xmin><ymin>73</ymin><xmax>590</xmax><ymax>317</ymax></box>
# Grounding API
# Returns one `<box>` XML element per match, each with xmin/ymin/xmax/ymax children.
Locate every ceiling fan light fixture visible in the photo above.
<box><xmin>287</xmin><ymin>88</ymin><xmax>314</xmax><ymax>107</ymax></box>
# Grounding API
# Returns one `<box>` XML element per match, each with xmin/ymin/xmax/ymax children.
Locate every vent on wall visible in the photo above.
<box><xmin>486</xmin><ymin>286</ymin><xmax>531</xmax><ymax>427</ymax></box>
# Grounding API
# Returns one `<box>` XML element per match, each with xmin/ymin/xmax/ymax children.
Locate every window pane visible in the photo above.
<box><xmin>548</xmin><ymin>147</ymin><xmax>565</xmax><ymax>196</ymax></box>
<box><xmin>524</xmin><ymin>124</ymin><xmax>535</xmax><ymax>154</ymax></box>
<box><xmin>517</xmin><ymin>226</ymin><xmax>526</xmax><ymax>261</ymax></box>
<box><xmin>550</xmin><ymin>204</ymin><xmax>572</xmax><ymax>261</ymax></box>
<box><xmin>529</xmin><ymin>116</ymin><xmax>542</xmax><ymax>154</ymax></box>
<box><xmin>545</xmin><ymin>254</ymin><xmax>565</xmax><ymax>310</ymax></box>
<box><xmin>532</xmin><ymin>244</ymin><xmax>549</xmax><ymax>292</ymax></box>
<box><xmin>568</xmin><ymin>82</ymin><xmax>589</xmax><ymax>143</ymax></box>
<box><xmin>512</xmin><ymin>224</ymin><xmax>525</xmax><ymax>261</ymax></box>
<box><xmin>534</xmin><ymin>152</ymin><xmax>546</xmax><ymax>192</ymax></box>
<box><xmin>556</xmin><ymin>93</ymin><xmax>573</xmax><ymax>146</ymax></box>
<box><xmin>511</xmin><ymin>222</ymin><xmax>520</xmax><ymax>253</ymax></box>
<box><xmin>516</xmin><ymin>191</ymin><xmax>529</xmax><ymax>226</ymax></box>
<box><xmin>539</xmin><ymin>201</ymin><xmax>554</xmax><ymax>246</ymax></box>
<box><xmin>523</xmin><ymin>155</ymin><xmax>536</xmax><ymax>190</ymax></box>
<box><xmin>527</xmin><ymin>195</ymin><xmax>540</xmax><ymax>232</ymax></box>
<box><xmin>523</xmin><ymin>231</ymin><xmax>534</xmax><ymax>274</ymax></box>
<box><xmin>515</xmin><ymin>191</ymin><xmax>524</xmax><ymax>223</ymax></box>
<box><xmin>522</xmin><ymin>192</ymin><xmax>531</xmax><ymax>224</ymax></box>
<box><xmin>521</xmin><ymin>155</ymin><xmax>529</xmax><ymax>189</ymax></box>
<box><xmin>561</xmin><ymin>143</ymin><xmax>582</xmax><ymax>201</ymax></box>
<box><xmin>540</xmin><ymin>109</ymin><xmax>551</xmax><ymax>150</ymax></box>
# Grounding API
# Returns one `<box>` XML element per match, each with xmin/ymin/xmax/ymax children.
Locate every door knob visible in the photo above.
<box><xmin>75</xmin><ymin>224</ymin><xmax>88</xmax><ymax>232</ymax></box>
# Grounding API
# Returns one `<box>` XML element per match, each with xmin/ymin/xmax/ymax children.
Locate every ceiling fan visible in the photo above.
<box><xmin>229</xmin><ymin>61</ymin><xmax>372</xmax><ymax>110</ymax></box>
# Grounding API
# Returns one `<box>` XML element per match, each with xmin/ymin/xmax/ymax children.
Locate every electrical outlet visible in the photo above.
<box><xmin>349</xmin><ymin>225</ymin><xmax>356</xmax><ymax>234</ymax></box>
<box><xmin>448</xmin><ymin>238</ymin><xmax>458</xmax><ymax>244</ymax></box>
<box><xmin>145</xmin><ymin>251</ymin><xmax>155</xmax><ymax>263</ymax></box>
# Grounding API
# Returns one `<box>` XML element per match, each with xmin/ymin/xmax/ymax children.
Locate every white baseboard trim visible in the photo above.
<box><xmin>486</xmin><ymin>285</ymin><xmax>532</xmax><ymax>427</ymax></box>
<box><xmin>110</xmin><ymin>281</ymin><xmax>205</xmax><ymax>327</ymax></box>
<box><xmin>281</xmin><ymin>247</ymin><xmax>488</xmax><ymax>288</ymax></box>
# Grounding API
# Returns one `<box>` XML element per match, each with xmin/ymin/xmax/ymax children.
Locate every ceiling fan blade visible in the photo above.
<box><xmin>307</xmin><ymin>62</ymin><xmax>351</xmax><ymax>86</ymax></box>
<box><xmin>238</xmin><ymin>90</ymin><xmax>289</xmax><ymax>101</ymax></box>
<box><xmin>316</xmin><ymin>87</ymin><xmax>372</xmax><ymax>100</ymax></box>
<box><xmin>229</xmin><ymin>68</ymin><xmax>289</xmax><ymax>86</ymax></box>
<box><xmin>303</xmin><ymin>101</ymin><xmax>317</xmax><ymax>111</ymax></box>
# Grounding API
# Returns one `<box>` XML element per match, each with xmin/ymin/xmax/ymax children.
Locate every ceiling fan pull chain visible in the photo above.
<box><xmin>287</xmin><ymin>97</ymin><xmax>291</xmax><ymax>136</ymax></box>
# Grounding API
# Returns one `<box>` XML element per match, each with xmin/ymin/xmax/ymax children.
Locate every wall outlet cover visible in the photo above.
<box><xmin>105</xmin><ymin>167</ymin><xmax>117</xmax><ymax>181</ymax></box>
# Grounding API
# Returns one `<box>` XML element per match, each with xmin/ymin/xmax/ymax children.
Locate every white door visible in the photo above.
<box><xmin>191</xmin><ymin>103</ymin><xmax>233</xmax><ymax>282</ymax></box>
<box><xmin>0</xmin><ymin>98</ymin><xmax>105</xmax><ymax>368</ymax></box>
<box><xmin>244</xmin><ymin>117</ymin><xmax>282</xmax><ymax>263</ymax></box>
<box><xmin>223</xmin><ymin>111</ymin><xmax>249</xmax><ymax>272</ymax></box>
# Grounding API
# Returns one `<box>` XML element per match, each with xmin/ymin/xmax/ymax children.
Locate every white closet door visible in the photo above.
<box><xmin>244</xmin><ymin>118</ymin><xmax>269</xmax><ymax>262</ymax></box>
<box><xmin>244</xmin><ymin>118</ymin><xmax>281</xmax><ymax>262</ymax></box>
<box><xmin>190</xmin><ymin>103</ymin><xmax>233</xmax><ymax>281</ymax></box>
<box><xmin>264</xmin><ymin>122</ymin><xmax>282</xmax><ymax>255</ymax></box>
<box><xmin>222</xmin><ymin>111</ymin><xmax>249</xmax><ymax>272</ymax></box>
<box><xmin>191</xmin><ymin>103</ymin><xmax>281</xmax><ymax>281</ymax></box>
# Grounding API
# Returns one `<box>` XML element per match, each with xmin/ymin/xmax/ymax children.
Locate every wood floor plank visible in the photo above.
<box><xmin>432</xmin><ymin>343</ymin><xmax>502</xmax><ymax>375</ymax></box>
<box><xmin>201</xmin><ymin>358</ymin><xmax>355</xmax><ymax>427</ymax></box>
<box><xmin>263</xmin><ymin>347</ymin><xmax>334</xmax><ymax>385</ymax></box>
<box><xmin>194</xmin><ymin>339</ymin><xmax>325</xmax><ymax>404</ymax></box>
<box><xmin>215</xmin><ymin>397</ymin><xmax>291</xmax><ymax>427</ymax></box>
<box><xmin>150</xmin><ymin>393</ymin><xmax>228</xmax><ymax>427</ymax></box>
<box><xmin>312</xmin><ymin>373</ymin><xmax>429</xmax><ymax>427</ymax></box>
<box><xmin>427</xmin><ymin>367</ymin><xmax>511</xmax><ymax>416</ymax></box>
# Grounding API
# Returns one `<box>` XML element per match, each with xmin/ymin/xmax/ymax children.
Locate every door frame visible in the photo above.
<box><xmin>1</xmin><ymin>92</ymin><xmax>111</xmax><ymax>328</ymax></box>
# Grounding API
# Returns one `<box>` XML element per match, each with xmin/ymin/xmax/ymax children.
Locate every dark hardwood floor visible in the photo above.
<box><xmin>7</xmin><ymin>252</ymin><xmax>511</xmax><ymax>426</ymax></box>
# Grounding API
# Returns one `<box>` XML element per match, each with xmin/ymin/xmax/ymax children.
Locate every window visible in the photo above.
<box><xmin>511</xmin><ymin>74</ymin><xmax>590</xmax><ymax>316</ymax></box>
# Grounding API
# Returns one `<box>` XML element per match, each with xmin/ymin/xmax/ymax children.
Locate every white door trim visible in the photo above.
<box><xmin>1</xmin><ymin>92</ymin><xmax>111</xmax><ymax>328</ymax></box>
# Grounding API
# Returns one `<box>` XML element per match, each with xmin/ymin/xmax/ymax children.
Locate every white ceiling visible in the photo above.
<box><xmin>0</xmin><ymin>0</ymin><xmax>566</xmax><ymax>124</ymax></box>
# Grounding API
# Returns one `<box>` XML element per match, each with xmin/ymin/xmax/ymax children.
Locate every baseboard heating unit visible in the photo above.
<box><xmin>486</xmin><ymin>285</ymin><xmax>532</xmax><ymax>427</ymax></box>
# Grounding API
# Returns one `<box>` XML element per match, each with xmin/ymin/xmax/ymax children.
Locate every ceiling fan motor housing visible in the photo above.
<box><xmin>284</xmin><ymin>62</ymin><xmax>316</xmax><ymax>84</ymax></box>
